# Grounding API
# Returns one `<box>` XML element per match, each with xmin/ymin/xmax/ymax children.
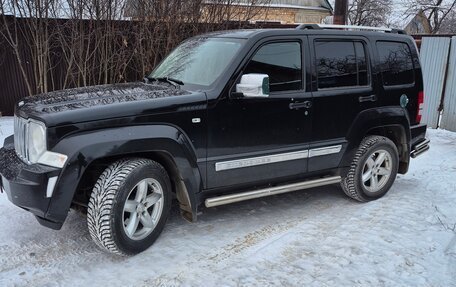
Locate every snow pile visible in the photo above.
<box><xmin>0</xmin><ymin>117</ymin><xmax>13</xmax><ymax>146</ymax></box>
<box><xmin>0</xmin><ymin>116</ymin><xmax>455</xmax><ymax>286</ymax></box>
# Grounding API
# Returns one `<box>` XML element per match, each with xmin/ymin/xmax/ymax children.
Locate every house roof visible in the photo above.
<box><xmin>404</xmin><ymin>10</ymin><xmax>431</xmax><ymax>34</ymax></box>
<box><xmin>125</xmin><ymin>1</ymin><xmax>333</xmax><ymax>18</ymax></box>
<box><xmin>205</xmin><ymin>0</ymin><xmax>333</xmax><ymax>12</ymax></box>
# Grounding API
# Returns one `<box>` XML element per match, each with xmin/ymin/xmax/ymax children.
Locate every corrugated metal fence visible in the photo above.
<box><xmin>420</xmin><ymin>36</ymin><xmax>456</xmax><ymax>131</ymax></box>
<box><xmin>440</xmin><ymin>37</ymin><xmax>456</xmax><ymax>131</ymax></box>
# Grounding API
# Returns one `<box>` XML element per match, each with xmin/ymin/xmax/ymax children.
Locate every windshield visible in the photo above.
<box><xmin>150</xmin><ymin>37</ymin><xmax>244</xmax><ymax>88</ymax></box>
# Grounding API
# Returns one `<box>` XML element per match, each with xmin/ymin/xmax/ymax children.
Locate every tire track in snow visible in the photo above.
<box><xmin>146</xmin><ymin>187</ymin><xmax>356</xmax><ymax>286</ymax></box>
<box><xmin>147</xmin><ymin>191</ymin><xmax>362</xmax><ymax>286</ymax></box>
<box><xmin>137</xmin><ymin>190</ymin><xmax>348</xmax><ymax>286</ymax></box>
<box><xmin>200</xmin><ymin>189</ymin><xmax>358</xmax><ymax>266</ymax></box>
<box><xmin>0</xmin><ymin>211</ymin><xmax>121</xmax><ymax>287</ymax></box>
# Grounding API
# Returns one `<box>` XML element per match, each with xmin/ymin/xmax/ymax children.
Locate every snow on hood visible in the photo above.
<box><xmin>19</xmin><ymin>82</ymin><xmax>190</xmax><ymax>114</ymax></box>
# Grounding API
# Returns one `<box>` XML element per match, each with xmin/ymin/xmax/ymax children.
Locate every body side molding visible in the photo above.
<box><xmin>215</xmin><ymin>145</ymin><xmax>342</xmax><ymax>172</ymax></box>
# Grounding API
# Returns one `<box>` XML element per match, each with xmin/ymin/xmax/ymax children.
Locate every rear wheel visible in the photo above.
<box><xmin>341</xmin><ymin>136</ymin><xmax>399</xmax><ymax>202</ymax></box>
<box><xmin>87</xmin><ymin>158</ymin><xmax>171</xmax><ymax>255</ymax></box>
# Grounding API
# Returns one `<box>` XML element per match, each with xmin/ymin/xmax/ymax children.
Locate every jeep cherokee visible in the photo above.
<box><xmin>0</xmin><ymin>25</ymin><xmax>430</xmax><ymax>255</ymax></box>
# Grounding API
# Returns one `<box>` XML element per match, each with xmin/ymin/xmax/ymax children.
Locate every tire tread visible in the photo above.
<box><xmin>341</xmin><ymin>136</ymin><xmax>394</xmax><ymax>202</ymax></box>
<box><xmin>87</xmin><ymin>158</ymin><xmax>164</xmax><ymax>255</ymax></box>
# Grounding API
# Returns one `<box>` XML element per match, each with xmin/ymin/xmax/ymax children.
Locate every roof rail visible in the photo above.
<box><xmin>296</xmin><ymin>24</ymin><xmax>407</xmax><ymax>34</ymax></box>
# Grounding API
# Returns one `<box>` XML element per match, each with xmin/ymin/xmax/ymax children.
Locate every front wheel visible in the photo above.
<box><xmin>87</xmin><ymin>158</ymin><xmax>171</xmax><ymax>255</ymax></box>
<box><xmin>341</xmin><ymin>136</ymin><xmax>399</xmax><ymax>202</ymax></box>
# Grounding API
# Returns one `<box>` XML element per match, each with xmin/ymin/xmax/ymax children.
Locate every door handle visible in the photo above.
<box><xmin>289</xmin><ymin>101</ymin><xmax>312</xmax><ymax>110</ymax></box>
<box><xmin>359</xmin><ymin>95</ymin><xmax>377</xmax><ymax>103</ymax></box>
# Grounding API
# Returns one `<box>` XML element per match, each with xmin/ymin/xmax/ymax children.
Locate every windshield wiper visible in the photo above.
<box><xmin>146</xmin><ymin>76</ymin><xmax>184</xmax><ymax>87</ymax></box>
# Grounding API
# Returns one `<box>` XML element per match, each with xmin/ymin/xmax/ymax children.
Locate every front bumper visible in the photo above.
<box><xmin>410</xmin><ymin>123</ymin><xmax>430</xmax><ymax>158</ymax></box>
<box><xmin>0</xmin><ymin>140</ymin><xmax>63</xmax><ymax>229</ymax></box>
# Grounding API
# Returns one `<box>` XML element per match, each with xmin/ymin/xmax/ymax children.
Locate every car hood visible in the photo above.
<box><xmin>16</xmin><ymin>82</ymin><xmax>205</xmax><ymax>126</ymax></box>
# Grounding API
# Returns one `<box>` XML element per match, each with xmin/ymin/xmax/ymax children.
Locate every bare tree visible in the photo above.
<box><xmin>348</xmin><ymin>0</ymin><xmax>393</xmax><ymax>27</ymax></box>
<box><xmin>402</xmin><ymin>0</ymin><xmax>456</xmax><ymax>33</ymax></box>
<box><xmin>0</xmin><ymin>0</ymin><xmax>62</xmax><ymax>94</ymax></box>
<box><xmin>439</xmin><ymin>9</ymin><xmax>456</xmax><ymax>32</ymax></box>
<box><xmin>0</xmin><ymin>0</ymin><xmax>271</xmax><ymax>97</ymax></box>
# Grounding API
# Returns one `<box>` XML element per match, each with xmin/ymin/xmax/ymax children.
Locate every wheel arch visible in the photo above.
<box><xmin>340</xmin><ymin>107</ymin><xmax>411</xmax><ymax>174</ymax></box>
<box><xmin>74</xmin><ymin>151</ymin><xmax>197</xmax><ymax>223</ymax></box>
<box><xmin>365</xmin><ymin>125</ymin><xmax>409</xmax><ymax>174</ymax></box>
<box><xmin>46</xmin><ymin>125</ymin><xmax>202</xmax><ymax>224</ymax></box>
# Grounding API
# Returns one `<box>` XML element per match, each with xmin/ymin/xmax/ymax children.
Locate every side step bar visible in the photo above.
<box><xmin>205</xmin><ymin>176</ymin><xmax>341</xmax><ymax>208</ymax></box>
<box><xmin>411</xmin><ymin>138</ymin><xmax>430</xmax><ymax>158</ymax></box>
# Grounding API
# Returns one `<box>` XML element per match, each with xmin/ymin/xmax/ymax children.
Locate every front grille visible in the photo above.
<box><xmin>14</xmin><ymin>116</ymin><xmax>29</xmax><ymax>163</ymax></box>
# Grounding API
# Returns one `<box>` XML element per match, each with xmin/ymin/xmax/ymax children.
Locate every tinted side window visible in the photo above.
<box><xmin>377</xmin><ymin>41</ymin><xmax>414</xmax><ymax>86</ymax></box>
<box><xmin>244</xmin><ymin>42</ymin><xmax>302</xmax><ymax>92</ymax></box>
<box><xmin>315</xmin><ymin>41</ymin><xmax>369</xmax><ymax>89</ymax></box>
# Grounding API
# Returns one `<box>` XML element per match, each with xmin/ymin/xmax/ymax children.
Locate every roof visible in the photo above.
<box><xmin>197</xmin><ymin>28</ymin><xmax>413</xmax><ymax>40</ymax></box>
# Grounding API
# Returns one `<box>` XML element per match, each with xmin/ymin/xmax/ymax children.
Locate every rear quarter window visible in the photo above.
<box><xmin>377</xmin><ymin>41</ymin><xmax>414</xmax><ymax>86</ymax></box>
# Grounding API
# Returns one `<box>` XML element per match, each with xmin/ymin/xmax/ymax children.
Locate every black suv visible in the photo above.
<box><xmin>0</xmin><ymin>25</ymin><xmax>429</xmax><ymax>255</ymax></box>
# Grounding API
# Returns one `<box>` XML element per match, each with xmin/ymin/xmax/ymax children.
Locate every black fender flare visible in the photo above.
<box><xmin>340</xmin><ymin>106</ymin><xmax>411</xmax><ymax>169</ymax></box>
<box><xmin>45</xmin><ymin>124</ymin><xmax>201</xmax><ymax>223</ymax></box>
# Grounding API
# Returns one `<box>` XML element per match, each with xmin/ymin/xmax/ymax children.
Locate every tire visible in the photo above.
<box><xmin>341</xmin><ymin>136</ymin><xmax>399</xmax><ymax>202</ymax></box>
<box><xmin>87</xmin><ymin>158</ymin><xmax>171</xmax><ymax>255</ymax></box>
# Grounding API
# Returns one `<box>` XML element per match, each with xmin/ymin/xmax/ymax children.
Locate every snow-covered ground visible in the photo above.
<box><xmin>0</xmin><ymin>116</ymin><xmax>455</xmax><ymax>287</ymax></box>
<box><xmin>0</xmin><ymin>117</ymin><xmax>13</xmax><ymax>148</ymax></box>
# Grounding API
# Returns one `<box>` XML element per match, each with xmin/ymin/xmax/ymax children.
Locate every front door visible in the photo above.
<box><xmin>206</xmin><ymin>38</ymin><xmax>313</xmax><ymax>189</ymax></box>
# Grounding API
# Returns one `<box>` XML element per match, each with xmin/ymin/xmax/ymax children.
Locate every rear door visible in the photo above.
<box><xmin>308</xmin><ymin>36</ymin><xmax>378</xmax><ymax>172</ymax></box>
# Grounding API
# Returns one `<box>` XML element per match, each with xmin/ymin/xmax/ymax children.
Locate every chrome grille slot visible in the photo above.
<box><xmin>14</xmin><ymin>116</ymin><xmax>30</xmax><ymax>164</ymax></box>
<box><xmin>14</xmin><ymin>116</ymin><xmax>18</xmax><ymax>154</ymax></box>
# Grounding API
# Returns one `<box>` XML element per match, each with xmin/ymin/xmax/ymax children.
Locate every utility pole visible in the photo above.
<box><xmin>333</xmin><ymin>0</ymin><xmax>348</xmax><ymax>25</ymax></box>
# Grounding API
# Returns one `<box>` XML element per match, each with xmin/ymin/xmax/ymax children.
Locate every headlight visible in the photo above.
<box><xmin>14</xmin><ymin>117</ymin><xmax>68</xmax><ymax>168</ymax></box>
<box><xmin>27</xmin><ymin>120</ymin><xmax>47</xmax><ymax>163</ymax></box>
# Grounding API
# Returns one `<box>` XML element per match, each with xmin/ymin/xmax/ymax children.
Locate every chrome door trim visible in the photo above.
<box><xmin>308</xmin><ymin>145</ymin><xmax>342</xmax><ymax>158</ymax></box>
<box><xmin>215</xmin><ymin>150</ymin><xmax>309</xmax><ymax>172</ymax></box>
<box><xmin>215</xmin><ymin>144</ymin><xmax>343</xmax><ymax>172</ymax></box>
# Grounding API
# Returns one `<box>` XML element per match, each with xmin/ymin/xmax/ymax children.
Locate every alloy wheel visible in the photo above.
<box><xmin>122</xmin><ymin>178</ymin><xmax>164</xmax><ymax>241</ymax></box>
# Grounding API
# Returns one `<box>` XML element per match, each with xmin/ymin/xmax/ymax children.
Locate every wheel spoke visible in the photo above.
<box><xmin>125</xmin><ymin>212</ymin><xmax>140</xmax><ymax>236</ymax></box>
<box><xmin>375</xmin><ymin>152</ymin><xmax>386</xmax><ymax>166</ymax></box>
<box><xmin>362</xmin><ymin>170</ymin><xmax>373</xmax><ymax>182</ymax></box>
<box><xmin>144</xmin><ymin>193</ymin><xmax>162</xmax><ymax>208</ymax></box>
<box><xmin>377</xmin><ymin>167</ymin><xmax>390</xmax><ymax>176</ymax></box>
<box><xmin>135</xmin><ymin>180</ymin><xmax>148</xmax><ymax>202</ymax></box>
<box><xmin>366</xmin><ymin>158</ymin><xmax>375</xmax><ymax>169</ymax></box>
<box><xmin>124</xmin><ymin>200</ymin><xmax>137</xmax><ymax>213</ymax></box>
<box><xmin>140</xmin><ymin>211</ymin><xmax>154</xmax><ymax>228</ymax></box>
<box><xmin>370</xmin><ymin>174</ymin><xmax>379</xmax><ymax>190</ymax></box>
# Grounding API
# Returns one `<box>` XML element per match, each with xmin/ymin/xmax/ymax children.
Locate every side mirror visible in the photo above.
<box><xmin>235</xmin><ymin>74</ymin><xmax>270</xmax><ymax>98</ymax></box>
